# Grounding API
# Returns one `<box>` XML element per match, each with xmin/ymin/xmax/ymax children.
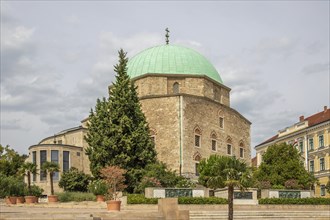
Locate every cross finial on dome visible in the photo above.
<box><xmin>165</xmin><ymin>28</ymin><xmax>170</xmax><ymax>45</ymax></box>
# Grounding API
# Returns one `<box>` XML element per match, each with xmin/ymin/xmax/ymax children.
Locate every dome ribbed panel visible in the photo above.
<box><xmin>127</xmin><ymin>45</ymin><xmax>223</xmax><ymax>83</ymax></box>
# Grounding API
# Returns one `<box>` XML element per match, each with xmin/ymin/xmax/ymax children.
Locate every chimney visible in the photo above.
<box><xmin>324</xmin><ymin>106</ymin><xmax>328</xmax><ymax>112</ymax></box>
<box><xmin>299</xmin><ymin>115</ymin><xmax>304</xmax><ymax>122</ymax></box>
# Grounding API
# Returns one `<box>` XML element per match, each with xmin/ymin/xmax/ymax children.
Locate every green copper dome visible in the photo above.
<box><xmin>127</xmin><ymin>45</ymin><xmax>223</xmax><ymax>83</ymax></box>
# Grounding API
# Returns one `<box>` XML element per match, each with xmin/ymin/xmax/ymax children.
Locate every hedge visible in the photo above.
<box><xmin>127</xmin><ymin>194</ymin><xmax>228</xmax><ymax>204</ymax></box>
<box><xmin>57</xmin><ymin>192</ymin><xmax>95</xmax><ymax>202</ymax></box>
<box><xmin>259</xmin><ymin>198</ymin><xmax>330</xmax><ymax>205</ymax></box>
<box><xmin>178</xmin><ymin>197</ymin><xmax>227</xmax><ymax>204</ymax></box>
<box><xmin>127</xmin><ymin>194</ymin><xmax>158</xmax><ymax>204</ymax></box>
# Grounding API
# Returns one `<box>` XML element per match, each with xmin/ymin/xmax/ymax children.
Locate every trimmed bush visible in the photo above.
<box><xmin>56</xmin><ymin>192</ymin><xmax>95</xmax><ymax>202</ymax></box>
<box><xmin>127</xmin><ymin>194</ymin><xmax>158</xmax><ymax>204</ymax></box>
<box><xmin>179</xmin><ymin>197</ymin><xmax>227</xmax><ymax>204</ymax></box>
<box><xmin>59</xmin><ymin>167</ymin><xmax>91</xmax><ymax>192</ymax></box>
<box><xmin>29</xmin><ymin>185</ymin><xmax>44</xmax><ymax>197</ymax></box>
<box><xmin>127</xmin><ymin>194</ymin><xmax>228</xmax><ymax>204</ymax></box>
<box><xmin>259</xmin><ymin>198</ymin><xmax>330</xmax><ymax>205</ymax></box>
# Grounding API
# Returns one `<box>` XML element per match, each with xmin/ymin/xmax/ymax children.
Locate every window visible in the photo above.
<box><xmin>195</xmin><ymin>135</ymin><xmax>201</xmax><ymax>147</ymax></box>
<box><xmin>299</xmin><ymin>141</ymin><xmax>304</xmax><ymax>152</ymax></box>
<box><xmin>319</xmin><ymin>135</ymin><xmax>324</xmax><ymax>148</ymax></box>
<box><xmin>40</xmin><ymin>150</ymin><xmax>47</xmax><ymax>181</ymax></box>
<box><xmin>194</xmin><ymin>128</ymin><xmax>202</xmax><ymax>148</ymax></box>
<box><xmin>173</xmin><ymin>82</ymin><xmax>179</xmax><ymax>94</ymax></box>
<box><xmin>320</xmin><ymin>185</ymin><xmax>326</xmax><ymax>196</ymax></box>
<box><xmin>219</xmin><ymin>117</ymin><xmax>224</xmax><ymax>129</ymax></box>
<box><xmin>309</xmin><ymin>138</ymin><xmax>314</xmax><ymax>151</ymax></box>
<box><xmin>227</xmin><ymin>144</ymin><xmax>232</xmax><ymax>155</ymax></box>
<box><xmin>309</xmin><ymin>160</ymin><xmax>314</xmax><ymax>172</ymax></box>
<box><xmin>51</xmin><ymin>150</ymin><xmax>59</xmax><ymax>180</ymax></box>
<box><xmin>32</xmin><ymin>151</ymin><xmax>36</xmax><ymax>182</ymax></box>
<box><xmin>320</xmin><ymin>158</ymin><xmax>325</xmax><ymax>171</ymax></box>
<box><xmin>57</xmin><ymin>140</ymin><xmax>63</xmax><ymax>144</ymax></box>
<box><xmin>63</xmin><ymin>151</ymin><xmax>70</xmax><ymax>172</ymax></box>
<box><xmin>76</xmin><ymin>152</ymin><xmax>80</xmax><ymax>156</ymax></box>
<box><xmin>211</xmin><ymin>140</ymin><xmax>217</xmax><ymax>151</ymax></box>
<box><xmin>240</xmin><ymin>148</ymin><xmax>244</xmax><ymax>158</ymax></box>
<box><xmin>195</xmin><ymin>163</ymin><xmax>199</xmax><ymax>176</ymax></box>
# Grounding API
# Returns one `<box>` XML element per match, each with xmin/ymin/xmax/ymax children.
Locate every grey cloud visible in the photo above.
<box><xmin>304</xmin><ymin>41</ymin><xmax>324</xmax><ymax>55</ymax></box>
<box><xmin>251</xmin><ymin>110</ymin><xmax>300</xmax><ymax>148</ymax></box>
<box><xmin>0</xmin><ymin>119</ymin><xmax>25</xmax><ymax>130</ymax></box>
<box><xmin>246</xmin><ymin>37</ymin><xmax>298</xmax><ymax>64</ymax></box>
<box><xmin>301</xmin><ymin>62</ymin><xmax>329</xmax><ymax>75</ymax></box>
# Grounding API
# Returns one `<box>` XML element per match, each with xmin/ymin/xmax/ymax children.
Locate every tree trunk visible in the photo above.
<box><xmin>50</xmin><ymin>172</ymin><xmax>54</xmax><ymax>195</ymax></box>
<box><xmin>27</xmin><ymin>171</ymin><xmax>31</xmax><ymax>195</ymax></box>
<box><xmin>228</xmin><ymin>185</ymin><xmax>234</xmax><ymax>220</ymax></box>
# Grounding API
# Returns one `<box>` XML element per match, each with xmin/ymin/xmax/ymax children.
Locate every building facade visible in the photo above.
<box><xmin>255</xmin><ymin>106</ymin><xmax>330</xmax><ymax>197</ymax></box>
<box><xmin>27</xmin><ymin>44</ymin><xmax>251</xmax><ymax>193</ymax></box>
<box><xmin>26</xmin><ymin>124</ymin><xmax>91</xmax><ymax>195</ymax></box>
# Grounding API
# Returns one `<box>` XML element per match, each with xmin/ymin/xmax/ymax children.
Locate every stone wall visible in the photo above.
<box><xmin>140</xmin><ymin>96</ymin><xmax>181</xmax><ymax>169</ymax></box>
<box><xmin>182</xmin><ymin>95</ymin><xmax>251</xmax><ymax>176</ymax></box>
<box><xmin>138</xmin><ymin>75</ymin><xmax>250</xmax><ymax>177</ymax></box>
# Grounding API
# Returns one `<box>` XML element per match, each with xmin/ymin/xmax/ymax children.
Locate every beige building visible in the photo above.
<box><xmin>255</xmin><ymin>106</ymin><xmax>330</xmax><ymax>197</ymax></box>
<box><xmin>27</xmin><ymin>44</ymin><xmax>251</xmax><ymax>193</ymax></box>
<box><xmin>26</xmin><ymin>124</ymin><xmax>91</xmax><ymax>194</ymax></box>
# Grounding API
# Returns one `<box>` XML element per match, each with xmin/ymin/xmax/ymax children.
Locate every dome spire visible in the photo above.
<box><xmin>165</xmin><ymin>28</ymin><xmax>170</xmax><ymax>45</ymax></box>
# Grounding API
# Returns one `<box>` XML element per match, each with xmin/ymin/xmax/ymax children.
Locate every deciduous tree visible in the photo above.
<box><xmin>255</xmin><ymin>143</ymin><xmax>316</xmax><ymax>189</ymax></box>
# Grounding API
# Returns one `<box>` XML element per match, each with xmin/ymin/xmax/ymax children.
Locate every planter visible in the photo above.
<box><xmin>25</xmin><ymin>196</ymin><xmax>36</xmax><ymax>204</ymax></box>
<box><xmin>16</xmin><ymin>196</ymin><xmax>25</xmax><ymax>204</ymax></box>
<box><xmin>48</xmin><ymin>195</ymin><xmax>58</xmax><ymax>203</ymax></box>
<box><xmin>7</xmin><ymin>196</ymin><xmax>17</xmax><ymax>204</ymax></box>
<box><xmin>5</xmin><ymin>197</ymin><xmax>11</xmax><ymax>205</ymax></box>
<box><xmin>96</xmin><ymin>195</ymin><xmax>105</xmax><ymax>202</ymax></box>
<box><xmin>106</xmin><ymin>200</ymin><xmax>121</xmax><ymax>211</ymax></box>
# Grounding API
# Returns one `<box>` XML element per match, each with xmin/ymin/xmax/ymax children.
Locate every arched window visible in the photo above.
<box><xmin>226</xmin><ymin>136</ymin><xmax>232</xmax><ymax>155</ymax></box>
<box><xmin>239</xmin><ymin>141</ymin><xmax>244</xmax><ymax>158</ymax></box>
<box><xmin>194</xmin><ymin>126</ymin><xmax>202</xmax><ymax>148</ymax></box>
<box><xmin>211</xmin><ymin>132</ymin><xmax>217</xmax><ymax>151</ymax></box>
<box><xmin>193</xmin><ymin>152</ymin><xmax>202</xmax><ymax>176</ymax></box>
<box><xmin>218</xmin><ymin>110</ymin><xmax>224</xmax><ymax>129</ymax></box>
<box><xmin>173</xmin><ymin>82</ymin><xmax>179</xmax><ymax>94</ymax></box>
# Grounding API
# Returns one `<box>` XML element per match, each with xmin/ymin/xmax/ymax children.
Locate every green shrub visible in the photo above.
<box><xmin>272</xmin><ymin>185</ymin><xmax>285</xmax><ymax>189</ymax></box>
<box><xmin>0</xmin><ymin>174</ymin><xmax>26</xmax><ymax>197</ymax></box>
<box><xmin>259</xmin><ymin>198</ymin><xmax>330</xmax><ymax>205</ymax></box>
<box><xmin>127</xmin><ymin>194</ymin><xmax>228</xmax><ymax>204</ymax></box>
<box><xmin>28</xmin><ymin>185</ymin><xmax>44</xmax><ymax>197</ymax></box>
<box><xmin>88</xmin><ymin>179</ymin><xmax>108</xmax><ymax>196</ymax></box>
<box><xmin>59</xmin><ymin>167</ymin><xmax>91</xmax><ymax>192</ymax></box>
<box><xmin>127</xmin><ymin>194</ymin><xmax>158</xmax><ymax>204</ymax></box>
<box><xmin>56</xmin><ymin>192</ymin><xmax>95</xmax><ymax>202</ymax></box>
<box><xmin>178</xmin><ymin>197</ymin><xmax>227</xmax><ymax>204</ymax></box>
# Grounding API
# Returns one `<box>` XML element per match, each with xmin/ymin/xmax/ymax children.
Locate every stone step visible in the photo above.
<box><xmin>190</xmin><ymin>210</ymin><xmax>330</xmax><ymax>220</ymax></box>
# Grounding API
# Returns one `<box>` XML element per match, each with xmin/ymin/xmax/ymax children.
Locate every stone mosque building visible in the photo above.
<box><xmin>26</xmin><ymin>43</ymin><xmax>251</xmax><ymax>194</ymax></box>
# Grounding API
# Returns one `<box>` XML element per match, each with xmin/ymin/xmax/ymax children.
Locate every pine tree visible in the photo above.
<box><xmin>85</xmin><ymin>49</ymin><xmax>157</xmax><ymax>179</ymax></box>
<box><xmin>85</xmin><ymin>97</ymin><xmax>111</xmax><ymax>177</ymax></box>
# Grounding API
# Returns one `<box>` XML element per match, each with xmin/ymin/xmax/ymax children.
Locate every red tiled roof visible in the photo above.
<box><xmin>305</xmin><ymin>108</ymin><xmax>330</xmax><ymax>127</ymax></box>
<box><xmin>255</xmin><ymin>134</ymin><xmax>278</xmax><ymax>147</ymax></box>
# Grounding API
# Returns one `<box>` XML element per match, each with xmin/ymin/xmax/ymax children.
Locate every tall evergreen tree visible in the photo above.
<box><xmin>85</xmin><ymin>49</ymin><xmax>157</xmax><ymax>179</ymax></box>
<box><xmin>85</xmin><ymin>97</ymin><xmax>111</xmax><ymax>176</ymax></box>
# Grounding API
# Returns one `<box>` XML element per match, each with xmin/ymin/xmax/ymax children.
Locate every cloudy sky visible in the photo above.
<box><xmin>1</xmin><ymin>1</ymin><xmax>329</xmax><ymax>156</ymax></box>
